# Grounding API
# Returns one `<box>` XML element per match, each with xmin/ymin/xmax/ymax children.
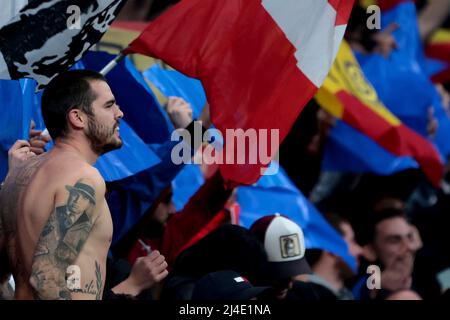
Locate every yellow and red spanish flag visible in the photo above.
<box><xmin>316</xmin><ymin>41</ymin><xmax>443</xmax><ymax>186</ymax></box>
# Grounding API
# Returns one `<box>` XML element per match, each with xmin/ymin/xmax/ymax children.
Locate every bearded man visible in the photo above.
<box><xmin>0</xmin><ymin>70</ymin><xmax>123</xmax><ymax>299</ymax></box>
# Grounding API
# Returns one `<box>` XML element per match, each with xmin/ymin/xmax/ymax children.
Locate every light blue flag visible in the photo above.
<box><xmin>171</xmin><ymin>164</ymin><xmax>205</xmax><ymax>211</ymax></box>
<box><xmin>143</xmin><ymin>64</ymin><xmax>207</xmax><ymax>118</ymax></box>
<box><xmin>0</xmin><ymin>78</ymin><xmax>34</xmax><ymax>180</ymax></box>
<box><xmin>323</xmin><ymin>120</ymin><xmax>419</xmax><ymax>174</ymax></box>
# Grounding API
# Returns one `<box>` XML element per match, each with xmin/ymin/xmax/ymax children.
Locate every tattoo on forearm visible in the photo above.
<box><xmin>95</xmin><ymin>261</ymin><xmax>102</xmax><ymax>300</ymax></box>
<box><xmin>30</xmin><ymin>180</ymin><xmax>97</xmax><ymax>300</ymax></box>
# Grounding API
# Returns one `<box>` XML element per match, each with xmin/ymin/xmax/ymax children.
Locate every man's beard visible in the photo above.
<box><xmin>86</xmin><ymin>117</ymin><xmax>123</xmax><ymax>155</ymax></box>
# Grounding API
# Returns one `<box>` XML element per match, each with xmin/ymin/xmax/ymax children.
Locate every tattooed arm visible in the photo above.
<box><xmin>29</xmin><ymin>175</ymin><xmax>106</xmax><ymax>300</ymax></box>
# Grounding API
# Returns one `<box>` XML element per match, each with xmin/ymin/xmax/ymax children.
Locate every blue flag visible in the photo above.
<box><xmin>323</xmin><ymin>120</ymin><xmax>419</xmax><ymax>174</ymax></box>
<box><xmin>143</xmin><ymin>64</ymin><xmax>207</xmax><ymax>118</ymax></box>
<box><xmin>326</xmin><ymin>2</ymin><xmax>450</xmax><ymax>175</ymax></box>
<box><xmin>171</xmin><ymin>164</ymin><xmax>205</xmax><ymax>211</ymax></box>
<box><xmin>0</xmin><ymin>78</ymin><xmax>35</xmax><ymax>180</ymax></box>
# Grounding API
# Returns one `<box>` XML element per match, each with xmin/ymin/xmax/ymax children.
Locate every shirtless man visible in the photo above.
<box><xmin>0</xmin><ymin>70</ymin><xmax>123</xmax><ymax>299</ymax></box>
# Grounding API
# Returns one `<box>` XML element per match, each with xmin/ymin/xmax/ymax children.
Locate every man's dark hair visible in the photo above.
<box><xmin>323</xmin><ymin>212</ymin><xmax>350</xmax><ymax>236</ymax></box>
<box><xmin>41</xmin><ymin>70</ymin><xmax>107</xmax><ymax>139</ymax></box>
<box><xmin>305</xmin><ymin>213</ymin><xmax>349</xmax><ymax>267</ymax></box>
<box><xmin>365</xmin><ymin>208</ymin><xmax>408</xmax><ymax>244</ymax></box>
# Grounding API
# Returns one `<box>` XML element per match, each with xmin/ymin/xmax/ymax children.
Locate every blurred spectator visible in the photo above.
<box><xmin>161</xmin><ymin>225</ymin><xmax>270</xmax><ymax>300</ymax></box>
<box><xmin>102</xmin><ymin>96</ymin><xmax>200</xmax><ymax>299</ymax></box>
<box><xmin>0</xmin><ymin>121</ymin><xmax>51</xmax><ymax>299</ymax></box>
<box><xmin>345</xmin><ymin>4</ymin><xmax>398</xmax><ymax>57</ymax></box>
<box><xmin>4</xmin><ymin>120</ymin><xmax>51</xmax><ymax>176</ymax></box>
<box><xmin>303</xmin><ymin>213</ymin><xmax>363</xmax><ymax>300</ymax></box>
<box><xmin>385</xmin><ymin>289</ymin><xmax>422</xmax><ymax>300</ymax></box>
<box><xmin>191</xmin><ymin>270</ymin><xmax>272</xmax><ymax>301</ymax></box>
<box><xmin>113</xmin><ymin>98</ymin><xmax>232</xmax><ymax>268</ymax></box>
<box><xmin>249</xmin><ymin>214</ymin><xmax>312</xmax><ymax>300</ymax></box>
<box><xmin>124</xmin><ymin>169</ymin><xmax>234</xmax><ymax>269</ymax></box>
<box><xmin>354</xmin><ymin>208</ymin><xmax>422</xmax><ymax>300</ymax></box>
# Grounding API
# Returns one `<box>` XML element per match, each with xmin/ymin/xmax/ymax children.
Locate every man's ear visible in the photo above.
<box><xmin>362</xmin><ymin>244</ymin><xmax>377</xmax><ymax>262</ymax></box>
<box><xmin>67</xmin><ymin>109</ymin><xmax>86</xmax><ymax>130</ymax></box>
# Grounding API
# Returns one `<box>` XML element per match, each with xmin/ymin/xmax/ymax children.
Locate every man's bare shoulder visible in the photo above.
<box><xmin>43</xmin><ymin>153</ymin><xmax>103</xmax><ymax>181</ymax></box>
<box><xmin>1</xmin><ymin>151</ymin><xmax>104</xmax><ymax>207</ymax></box>
<box><xmin>65</xmin><ymin>164</ymin><xmax>105</xmax><ymax>194</ymax></box>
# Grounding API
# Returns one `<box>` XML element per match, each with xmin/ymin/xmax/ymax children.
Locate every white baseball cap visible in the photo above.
<box><xmin>250</xmin><ymin>213</ymin><xmax>311</xmax><ymax>278</ymax></box>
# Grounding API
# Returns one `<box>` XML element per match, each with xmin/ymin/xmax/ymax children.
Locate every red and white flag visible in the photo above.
<box><xmin>126</xmin><ymin>0</ymin><xmax>354</xmax><ymax>186</ymax></box>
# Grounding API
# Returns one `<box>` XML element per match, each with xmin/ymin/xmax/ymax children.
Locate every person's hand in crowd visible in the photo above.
<box><xmin>166</xmin><ymin>96</ymin><xmax>193</xmax><ymax>129</ymax></box>
<box><xmin>111</xmin><ymin>250</ymin><xmax>169</xmax><ymax>297</ymax></box>
<box><xmin>199</xmin><ymin>102</ymin><xmax>211</xmax><ymax>129</ymax></box>
<box><xmin>317</xmin><ymin>108</ymin><xmax>336</xmax><ymax>138</ymax></box>
<box><xmin>372</xmin><ymin>23</ymin><xmax>399</xmax><ymax>58</ymax></box>
<box><xmin>7</xmin><ymin>140</ymin><xmax>36</xmax><ymax>173</ymax></box>
<box><xmin>28</xmin><ymin>120</ymin><xmax>51</xmax><ymax>155</ymax></box>
<box><xmin>307</xmin><ymin>109</ymin><xmax>336</xmax><ymax>155</ymax></box>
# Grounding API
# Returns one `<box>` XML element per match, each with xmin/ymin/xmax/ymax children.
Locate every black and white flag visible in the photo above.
<box><xmin>0</xmin><ymin>0</ymin><xmax>126</xmax><ymax>89</ymax></box>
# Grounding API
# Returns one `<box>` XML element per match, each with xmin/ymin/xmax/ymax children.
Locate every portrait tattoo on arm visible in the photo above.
<box><xmin>30</xmin><ymin>180</ymin><xmax>97</xmax><ymax>300</ymax></box>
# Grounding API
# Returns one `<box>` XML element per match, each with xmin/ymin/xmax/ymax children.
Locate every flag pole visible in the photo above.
<box><xmin>99</xmin><ymin>52</ymin><xmax>126</xmax><ymax>76</ymax></box>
